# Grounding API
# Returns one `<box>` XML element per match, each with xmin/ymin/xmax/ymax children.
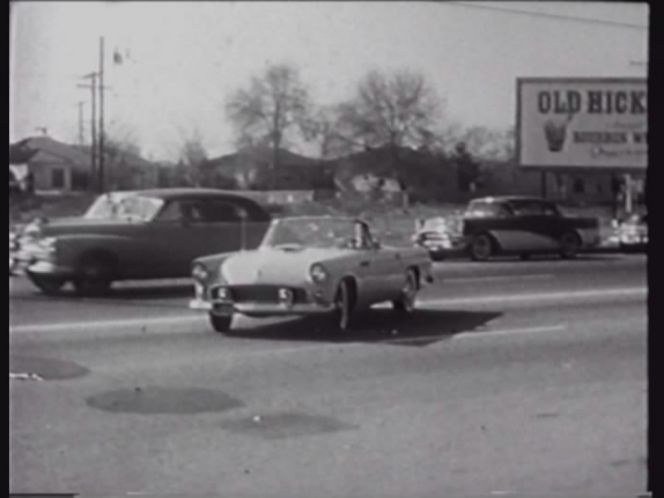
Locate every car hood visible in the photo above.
<box><xmin>221</xmin><ymin>246</ymin><xmax>355</xmax><ymax>284</ymax></box>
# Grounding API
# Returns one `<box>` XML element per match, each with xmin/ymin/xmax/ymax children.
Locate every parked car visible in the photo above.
<box><xmin>17</xmin><ymin>188</ymin><xmax>271</xmax><ymax>295</ymax></box>
<box><xmin>618</xmin><ymin>212</ymin><xmax>647</xmax><ymax>252</ymax></box>
<box><xmin>189</xmin><ymin>216</ymin><xmax>434</xmax><ymax>334</ymax></box>
<box><xmin>414</xmin><ymin>196</ymin><xmax>600</xmax><ymax>261</ymax></box>
<box><xmin>9</xmin><ymin>230</ymin><xmax>20</xmax><ymax>275</ymax></box>
<box><xmin>411</xmin><ymin>216</ymin><xmax>466</xmax><ymax>260</ymax></box>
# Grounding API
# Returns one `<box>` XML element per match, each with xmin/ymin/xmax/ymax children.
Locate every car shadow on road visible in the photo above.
<box><xmin>30</xmin><ymin>283</ymin><xmax>195</xmax><ymax>302</ymax></box>
<box><xmin>226</xmin><ymin>308</ymin><xmax>503</xmax><ymax>347</ymax></box>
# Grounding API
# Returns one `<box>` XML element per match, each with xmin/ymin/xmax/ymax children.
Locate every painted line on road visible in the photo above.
<box><xmin>9</xmin><ymin>314</ymin><xmax>205</xmax><ymax>334</ymax></box>
<box><xmin>453</xmin><ymin>324</ymin><xmax>567</xmax><ymax>340</ymax></box>
<box><xmin>445</xmin><ymin>273</ymin><xmax>555</xmax><ymax>284</ymax></box>
<box><xmin>11</xmin><ymin>286</ymin><xmax>646</xmax><ymax>334</ymax></box>
<box><xmin>416</xmin><ymin>286</ymin><xmax>647</xmax><ymax>307</ymax></box>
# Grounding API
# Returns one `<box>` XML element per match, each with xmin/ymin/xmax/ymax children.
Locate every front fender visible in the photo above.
<box><xmin>48</xmin><ymin>233</ymin><xmax>137</xmax><ymax>268</ymax></box>
<box><xmin>191</xmin><ymin>251</ymin><xmax>237</xmax><ymax>289</ymax></box>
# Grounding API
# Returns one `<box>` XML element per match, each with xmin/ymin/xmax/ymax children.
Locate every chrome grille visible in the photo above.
<box><xmin>212</xmin><ymin>285</ymin><xmax>307</xmax><ymax>303</ymax></box>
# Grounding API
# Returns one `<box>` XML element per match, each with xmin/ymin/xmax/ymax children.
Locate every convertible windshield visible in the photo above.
<box><xmin>263</xmin><ymin>217</ymin><xmax>370</xmax><ymax>249</ymax></box>
<box><xmin>84</xmin><ymin>193</ymin><xmax>164</xmax><ymax>222</ymax></box>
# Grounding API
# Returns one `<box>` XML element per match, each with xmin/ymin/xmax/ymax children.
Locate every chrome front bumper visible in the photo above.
<box><xmin>189</xmin><ymin>298</ymin><xmax>335</xmax><ymax>317</ymax></box>
<box><xmin>24</xmin><ymin>260</ymin><xmax>76</xmax><ymax>277</ymax></box>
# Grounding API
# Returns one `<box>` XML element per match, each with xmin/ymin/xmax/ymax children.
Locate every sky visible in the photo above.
<box><xmin>9</xmin><ymin>1</ymin><xmax>648</xmax><ymax>162</ymax></box>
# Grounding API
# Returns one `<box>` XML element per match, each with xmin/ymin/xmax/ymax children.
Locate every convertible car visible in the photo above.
<box><xmin>189</xmin><ymin>216</ymin><xmax>434</xmax><ymax>333</ymax></box>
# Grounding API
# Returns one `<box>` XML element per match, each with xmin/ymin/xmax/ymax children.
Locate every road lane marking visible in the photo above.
<box><xmin>417</xmin><ymin>286</ymin><xmax>647</xmax><ymax>307</ymax></box>
<box><xmin>9</xmin><ymin>314</ymin><xmax>205</xmax><ymax>333</ymax></box>
<box><xmin>11</xmin><ymin>286</ymin><xmax>646</xmax><ymax>334</ymax></box>
<box><xmin>452</xmin><ymin>324</ymin><xmax>567</xmax><ymax>340</ymax></box>
<box><xmin>445</xmin><ymin>273</ymin><xmax>554</xmax><ymax>284</ymax></box>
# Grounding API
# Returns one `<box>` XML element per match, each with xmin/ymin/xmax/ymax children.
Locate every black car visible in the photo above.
<box><xmin>414</xmin><ymin>196</ymin><xmax>601</xmax><ymax>261</ymax></box>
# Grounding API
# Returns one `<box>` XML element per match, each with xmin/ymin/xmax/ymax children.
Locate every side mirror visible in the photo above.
<box><xmin>371</xmin><ymin>239</ymin><xmax>382</xmax><ymax>250</ymax></box>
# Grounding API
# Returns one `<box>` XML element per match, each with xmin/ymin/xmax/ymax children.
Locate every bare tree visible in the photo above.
<box><xmin>441</xmin><ymin>124</ymin><xmax>515</xmax><ymax>161</ymax></box>
<box><xmin>178</xmin><ymin>128</ymin><xmax>209</xmax><ymax>186</ymax></box>
<box><xmin>301</xmin><ymin>105</ymin><xmax>355</xmax><ymax>159</ymax></box>
<box><xmin>102</xmin><ymin>127</ymin><xmax>144</xmax><ymax>190</ymax></box>
<box><xmin>335</xmin><ymin>69</ymin><xmax>442</xmax><ymax>154</ymax></box>
<box><xmin>225</xmin><ymin>63</ymin><xmax>312</xmax><ymax>187</ymax></box>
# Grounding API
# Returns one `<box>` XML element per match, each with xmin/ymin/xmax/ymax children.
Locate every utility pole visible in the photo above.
<box><xmin>78</xmin><ymin>72</ymin><xmax>97</xmax><ymax>191</ymax></box>
<box><xmin>98</xmin><ymin>36</ymin><xmax>106</xmax><ymax>193</ymax></box>
<box><xmin>77</xmin><ymin>101</ymin><xmax>85</xmax><ymax>145</ymax></box>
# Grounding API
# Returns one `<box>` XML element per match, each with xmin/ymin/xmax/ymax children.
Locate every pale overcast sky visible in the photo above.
<box><xmin>9</xmin><ymin>1</ymin><xmax>648</xmax><ymax>161</ymax></box>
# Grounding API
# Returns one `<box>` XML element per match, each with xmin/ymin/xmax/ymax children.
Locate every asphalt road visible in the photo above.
<box><xmin>9</xmin><ymin>253</ymin><xmax>648</xmax><ymax>497</ymax></box>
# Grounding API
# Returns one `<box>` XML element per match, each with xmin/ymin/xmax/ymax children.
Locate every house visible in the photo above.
<box><xmin>201</xmin><ymin>145</ymin><xmax>334</xmax><ymax>191</ymax></box>
<box><xmin>8</xmin><ymin>135</ymin><xmax>159</xmax><ymax>193</ymax></box>
<box><xmin>9</xmin><ymin>136</ymin><xmax>92</xmax><ymax>192</ymax></box>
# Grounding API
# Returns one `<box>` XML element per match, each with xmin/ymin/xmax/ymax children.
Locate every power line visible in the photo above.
<box><xmin>442</xmin><ymin>2</ymin><xmax>648</xmax><ymax>31</ymax></box>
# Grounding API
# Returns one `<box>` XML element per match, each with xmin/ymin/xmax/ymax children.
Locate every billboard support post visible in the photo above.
<box><xmin>624</xmin><ymin>173</ymin><xmax>633</xmax><ymax>215</ymax></box>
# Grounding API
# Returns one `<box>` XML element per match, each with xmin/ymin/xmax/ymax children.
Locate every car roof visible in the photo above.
<box><xmin>121</xmin><ymin>188</ymin><xmax>261</xmax><ymax>202</ymax></box>
<box><xmin>470</xmin><ymin>195</ymin><xmax>555</xmax><ymax>204</ymax></box>
<box><xmin>273</xmin><ymin>215</ymin><xmax>358</xmax><ymax>223</ymax></box>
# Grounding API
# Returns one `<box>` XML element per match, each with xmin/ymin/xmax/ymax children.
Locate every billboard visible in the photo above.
<box><xmin>516</xmin><ymin>78</ymin><xmax>647</xmax><ymax>170</ymax></box>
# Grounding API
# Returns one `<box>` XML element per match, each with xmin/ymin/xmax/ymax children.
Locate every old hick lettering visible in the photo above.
<box><xmin>537</xmin><ymin>90</ymin><xmax>647</xmax><ymax>115</ymax></box>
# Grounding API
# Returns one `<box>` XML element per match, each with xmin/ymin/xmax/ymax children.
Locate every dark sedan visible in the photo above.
<box><xmin>414</xmin><ymin>196</ymin><xmax>600</xmax><ymax>261</ymax></box>
<box><xmin>16</xmin><ymin>188</ymin><xmax>272</xmax><ymax>295</ymax></box>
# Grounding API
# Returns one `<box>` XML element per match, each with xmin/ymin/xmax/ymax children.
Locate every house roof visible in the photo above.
<box><xmin>205</xmin><ymin>145</ymin><xmax>322</xmax><ymax>169</ymax></box>
<box><xmin>9</xmin><ymin>140</ymin><xmax>39</xmax><ymax>164</ymax></box>
<box><xmin>12</xmin><ymin>136</ymin><xmax>91</xmax><ymax>168</ymax></box>
<box><xmin>9</xmin><ymin>136</ymin><xmax>157</xmax><ymax>171</ymax></box>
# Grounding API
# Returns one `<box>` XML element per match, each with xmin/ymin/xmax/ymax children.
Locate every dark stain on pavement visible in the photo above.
<box><xmin>220</xmin><ymin>412</ymin><xmax>356</xmax><ymax>439</ymax></box>
<box><xmin>85</xmin><ymin>387</ymin><xmax>244</xmax><ymax>414</ymax></box>
<box><xmin>9</xmin><ymin>355</ymin><xmax>89</xmax><ymax>380</ymax></box>
<box><xmin>534</xmin><ymin>412</ymin><xmax>560</xmax><ymax>419</ymax></box>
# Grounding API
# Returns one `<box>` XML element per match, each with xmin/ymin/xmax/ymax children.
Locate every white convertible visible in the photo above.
<box><xmin>189</xmin><ymin>216</ymin><xmax>434</xmax><ymax>333</ymax></box>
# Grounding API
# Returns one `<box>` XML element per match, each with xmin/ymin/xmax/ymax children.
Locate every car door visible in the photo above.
<box><xmin>354</xmin><ymin>223</ymin><xmax>404</xmax><ymax>303</ymax></box>
<box><xmin>147</xmin><ymin>198</ymin><xmax>267</xmax><ymax>277</ymax></box>
<box><xmin>504</xmin><ymin>200</ymin><xmax>558</xmax><ymax>252</ymax></box>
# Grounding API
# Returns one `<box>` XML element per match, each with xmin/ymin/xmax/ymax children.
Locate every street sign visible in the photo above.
<box><xmin>516</xmin><ymin>78</ymin><xmax>647</xmax><ymax>170</ymax></box>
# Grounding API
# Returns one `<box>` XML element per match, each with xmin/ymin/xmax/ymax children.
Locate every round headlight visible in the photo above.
<box><xmin>191</xmin><ymin>263</ymin><xmax>209</xmax><ymax>281</ymax></box>
<box><xmin>309</xmin><ymin>263</ymin><xmax>328</xmax><ymax>283</ymax></box>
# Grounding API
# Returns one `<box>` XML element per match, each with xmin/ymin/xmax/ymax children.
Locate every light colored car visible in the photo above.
<box><xmin>618</xmin><ymin>213</ymin><xmax>647</xmax><ymax>252</ymax></box>
<box><xmin>189</xmin><ymin>216</ymin><xmax>434</xmax><ymax>333</ymax></box>
<box><xmin>412</xmin><ymin>216</ymin><xmax>465</xmax><ymax>260</ymax></box>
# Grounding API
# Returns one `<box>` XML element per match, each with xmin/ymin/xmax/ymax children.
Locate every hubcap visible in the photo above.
<box><xmin>401</xmin><ymin>274</ymin><xmax>416</xmax><ymax>311</ymax></box>
<box><xmin>473</xmin><ymin>236</ymin><xmax>491</xmax><ymax>259</ymax></box>
<box><xmin>335</xmin><ymin>284</ymin><xmax>349</xmax><ymax>329</ymax></box>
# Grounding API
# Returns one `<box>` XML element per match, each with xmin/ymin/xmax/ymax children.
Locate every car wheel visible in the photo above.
<box><xmin>29</xmin><ymin>274</ymin><xmax>66</xmax><ymax>295</ymax></box>
<box><xmin>209</xmin><ymin>313</ymin><xmax>233</xmax><ymax>333</ymax></box>
<box><xmin>470</xmin><ymin>233</ymin><xmax>493</xmax><ymax>261</ymax></box>
<box><xmin>560</xmin><ymin>232</ymin><xmax>581</xmax><ymax>259</ymax></box>
<box><xmin>393</xmin><ymin>269</ymin><xmax>418</xmax><ymax>314</ymax></box>
<box><xmin>332</xmin><ymin>279</ymin><xmax>355</xmax><ymax>332</ymax></box>
<box><xmin>73</xmin><ymin>253</ymin><xmax>115</xmax><ymax>296</ymax></box>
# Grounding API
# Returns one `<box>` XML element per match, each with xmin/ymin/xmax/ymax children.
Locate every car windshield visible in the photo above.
<box><xmin>465</xmin><ymin>201</ymin><xmax>509</xmax><ymax>218</ymax></box>
<box><xmin>262</xmin><ymin>217</ymin><xmax>369</xmax><ymax>249</ymax></box>
<box><xmin>84</xmin><ymin>193</ymin><xmax>164</xmax><ymax>222</ymax></box>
